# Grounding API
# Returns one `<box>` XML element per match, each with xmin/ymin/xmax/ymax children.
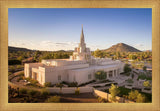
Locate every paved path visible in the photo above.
<box><xmin>8</xmin><ymin>70</ymin><xmax>42</xmax><ymax>91</ymax></box>
<box><xmin>132</xmin><ymin>71</ymin><xmax>138</xmax><ymax>87</ymax></box>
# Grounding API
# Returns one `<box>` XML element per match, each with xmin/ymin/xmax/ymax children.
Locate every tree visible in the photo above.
<box><xmin>9</xmin><ymin>60</ymin><xmax>21</xmax><ymax>65</ymax></box>
<box><xmin>17</xmin><ymin>56</ymin><xmax>23</xmax><ymax>61</ymax></box>
<box><xmin>143</xmin><ymin>81</ymin><xmax>151</xmax><ymax>87</ymax></box>
<box><xmin>128</xmin><ymin>90</ymin><xmax>139</xmax><ymax>101</ymax></box>
<box><xmin>44</xmin><ymin>82</ymin><xmax>52</xmax><ymax>87</ymax></box>
<box><xmin>143</xmin><ymin>66</ymin><xmax>147</xmax><ymax>71</ymax></box>
<box><xmin>124</xmin><ymin>64</ymin><xmax>132</xmax><ymax>73</ymax></box>
<box><xmin>109</xmin><ymin>84</ymin><xmax>120</xmax><ymax>101</ymax></box>
<box><xmin>116</xmin><ymin>52</ymin><xmax>121</xmax><ymax>59</ymax></box>
<box><xmin>95</xmin><ymin>70</ymin><xmax>107</xmax><ymax>80</ymax></box>
<box><xmin>93</xmin><ymin>49</ymin><xmax>105</xmax><ymax>58</ymax></box>
<box><xmin>46</xmin><ymin>96</ymin><xmax>60</xmax><ymax>103</ymax></box>
<box><xmin>136</xmin><ymin>93</ymin><xmax>145</xmax><ymax>103</ymax></box>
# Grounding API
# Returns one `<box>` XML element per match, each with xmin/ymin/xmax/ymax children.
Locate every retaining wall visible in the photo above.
<box><xmin>46</xmin><ymin>86</ymin><xmax>93</xmax><ymax>94</ymax></box>
<box><xmin>93</xmin><ymin>89</ymin><xmax>135</xmax><ymax>103</ymax></box>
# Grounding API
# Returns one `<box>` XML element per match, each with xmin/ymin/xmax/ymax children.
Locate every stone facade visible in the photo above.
<box><xmin>24</xmin><ymin>26</ymin><xmax>125</xmax><ymax>85</ymax></box>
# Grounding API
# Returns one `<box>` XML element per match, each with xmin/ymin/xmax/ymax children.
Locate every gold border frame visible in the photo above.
<box><xmin>0</xmin><ymin>0</ymin><xmax>159</xmax><ymax>111</ymax></box>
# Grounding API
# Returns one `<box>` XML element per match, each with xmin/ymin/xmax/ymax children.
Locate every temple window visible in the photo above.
<box><xmin>58</xmin><ymin>75</ymin><xmax>61</xmax><ymax>80</ymax></box>
<box><xmin>88</xmin><ymin>74</ymin><xmax>92</xmax><ymax>79</ymax></box>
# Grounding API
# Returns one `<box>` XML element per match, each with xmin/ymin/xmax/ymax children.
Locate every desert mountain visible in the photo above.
<box><xmin>104</xmin><ymin>43</ymin><xmax>141</xmax><ymax>52</ymax></box>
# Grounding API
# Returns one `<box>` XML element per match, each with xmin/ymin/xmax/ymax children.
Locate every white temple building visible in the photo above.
<box><xmin>24</xmin><ymin>26</ymin><xmax>125</xmax><ymax>85</ymax></box>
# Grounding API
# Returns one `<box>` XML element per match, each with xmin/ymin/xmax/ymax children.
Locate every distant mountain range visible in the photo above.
<box><xmin>8</xmin><ymin>46</ymin><xmax>73</xmax><ymax>52</ymax></box>
<box><xmin>103</xmin><ymin>43</ymin><xmax>141</xmax><ymax>52</ymax></box>
<box><xmin>9</xmin><ymin>43</ymin><xmax>142</xmax><ymax>52</ymax></box>
<box><xmin>8</xmin><ymin>46</ymin><xmax>32</xmax><ymax>52</ymax></box>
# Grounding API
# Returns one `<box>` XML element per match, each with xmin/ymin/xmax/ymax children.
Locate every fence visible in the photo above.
<box><xmin>93</xmin><ymin>89</ymin><xmax>135</xmax><ymax>103</ymax></box>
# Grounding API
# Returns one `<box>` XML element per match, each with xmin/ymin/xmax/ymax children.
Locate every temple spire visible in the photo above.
<box><xmin>80</xmin><ymin>24</ymin><xmax>85</xmax><ymax>44</ymax></box>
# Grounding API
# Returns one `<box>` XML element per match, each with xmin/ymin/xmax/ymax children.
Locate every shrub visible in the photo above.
<box><xmin>61</xmin><ymin>81</ymin><xmax>68</xmax><ymax>85</ymax></box>
<box><xmin>143</xmin><ymin>81</ymin><xmax>151</xmax><ymax>87</ymax></box>
<box><xmin>26</xmin><ymin>77</ymin><xmax>31</xmax><ymax>81</ymax></box>
<box><xmin>56</xmin><ymin>83</ymin><xmax>63</xmax><ymax>88</ymax></box>
<box><xmin>97</xmin><ymin>97</ymin><xmax>106</xmax><ymax>103</ymax></box>
<box><xmin>124</xmin><ymin>64</ymin><xmax>132</xmax><ymax>73</ymax></box>
<box><xmin>138</xmin><ymin>73</ymin><xmax>152</xmax><ymax>80</ymax></box>
<box><xmin>78</xmin><ymin>80</ymin><xmax>96</xmax><ymax>87</ymax></box>
<box><xmin>16</xmin><ymin>65</ymin><xmax>23</xmax><ymax>69</ymax></box>
<box><xmin>9</xmin><ymin>59</ymin><xmax>21</xmax><ymax>65</ymax></box>
<box><xmin>95</xmin><ymin>70</ymin><xmax>107</xmax><ymax>80</ymax></box>
<box><xmin>125</xmin><ymin>72</ymin><xmax>131</xmax><ymax>76</ymax></box>
<box><xmin>8</xmin><ymin>72</ymin><xmax>12</xmax><ymax>76</ymax></box>
<box><xmin>46</xmin><ymin>96</ymin><xmax>60</xmax><ymax>103</ymax></box>
<box><xmin>128</xmin><ymin>90</ymin><xmax>139</xmax><ymax>101</ymax></box>
<box><xmin>123</xmin><ymin>95</ymin><xmax>128</xmax><ymax>99</ymax></box>
<box><xmin>75</xmin><ymin>88</ymin><xmax>80</xmax><ymax>95</ymax></box>
<box><xmin>144</xmin><ymin>87</ymin><xmax>151</xmax><ymax>90</ymax></box>
<box><xmin>19</xmin><ymin>88</ymin><xmax>27</xmax><ymax>95</ymax></box>
<box><xmin>41</xmin><ymin>89</ymin><xmax>49</xmax><ymax>97</ymax></box>
<box><xmin>30</xmin><ymin>79</ymin><xmax>38</xmax><ymax>85</ymax></box>
<box><xmin>44</xmin><ymin>82</ymin><xmax>52</xmax><ymax>87</ymax></box>
<box><xmin>132</xmin><ymin>74</ymin><xmax>134</xmax><ymax>79</ymax></box>
<box><xmin>27</xmin><ymin>89</ymin><xmax>38</xmax><ymax>97</ymax></box>
<box><xmin>18</xmin><ymin>72</ymin><xmax>24</xmax><ymax>76</ymax></box>
<box><xmin>109</xmin><ymin>84</ymin><xmax>120</xmax><ymax>101</ymax></box>
<box><xmin>9</xmin><ymin>66</ymin><xmax>16</xmax><ymax>72</ymax></box>
<box><xmin>118</xmin><ymin>87</ymin><xmax>131</xmax><ymax>96</ymax></box>
<box><xmin>126</xmin><ymin>79</ymin><xmax>133</xmax><ymax>83</ymax></box>
<box><xmin>136</xmin><ymin>93</ymin><xmax>146</xmax><ymax>103</ymax></box>
<box><xmin>68</xmin><ymin>82</ymin><xmax>78</xmax><ymax>87</ymax></box>
<box><xmin>113</xmin><ymin>83</ymin><xmax>118</xmax><ymax>85</ymax></box>
<box><xmin>143</xmin><ymin>66</ymin><xmax>147</xmax><ymax>71</ymax></box>
<box><xmin>105</xmin><ymin>83</ymin><xmax>111</xmax><ymax>86</ymax></box>
<box><xmin>25</xmin><ymin>78</ymin><xmax>38</xmax><ymax>86</ymax></box>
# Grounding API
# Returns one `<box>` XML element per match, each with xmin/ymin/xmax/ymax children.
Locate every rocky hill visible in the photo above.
<box><xmin>104</xmin><ymin>43</ymin><xmax>141</xmax><ymax>52</ymax></box>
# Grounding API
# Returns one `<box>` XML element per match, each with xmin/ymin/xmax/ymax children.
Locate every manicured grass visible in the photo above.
<box><xmin>137</xmin><ymin>73</ymin><xmax>152</xmax><ymax>80</ymax></box>
<box><xmin>141</xmin><ymin>92</ymin><xmax>152</xmax><ymax>102</ymax></box>
<box><xmin>118</xmin><ymin>87</ymin><xmax>131</xmax><ymax>96</ymax></box>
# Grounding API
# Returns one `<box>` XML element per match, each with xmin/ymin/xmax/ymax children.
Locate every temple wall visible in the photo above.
<box><xmin>24</xmin><ymin>63</ymin><xmax>43</xmax><ymax>78</ymax></box>
<box><xmin>68</xmin><ymin>68</ymin><xmax>95</xmax><ymax>84</ymax></box>
<box><xmin>44</xmin><ymin>69</ymin><xmax>68</xmax><ymax>84</ymax></box>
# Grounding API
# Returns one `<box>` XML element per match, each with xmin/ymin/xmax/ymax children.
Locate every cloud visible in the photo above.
<box><xmin>9</xmin><ymin>39</ymin><xmax>105</xmax><ymax>51</ymax></box>
<box><xmin>135</xmin><ymin>44</ymin><xmax>144</xmax><ymax>47</ymax></box>
<box><xmin>41</xmin><ymin>41</ymin><xmax>53</xmax><ymax>44</ymax></box>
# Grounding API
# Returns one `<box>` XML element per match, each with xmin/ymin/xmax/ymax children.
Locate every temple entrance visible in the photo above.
<box><xmin>109</xmin><ymin>71</ymin><xmax>113</xmax><ymax>77</ymax></box>
<box><xmin>32</xmin><ymin>72</ymin><xmax>38</xmax><ymax>80</ymax></box>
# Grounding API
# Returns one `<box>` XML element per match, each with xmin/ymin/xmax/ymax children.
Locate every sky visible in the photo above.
<box><xmin>8</xmin><ymin>8</ymin><xmax>152</xmax><ymax>51</ymax></box>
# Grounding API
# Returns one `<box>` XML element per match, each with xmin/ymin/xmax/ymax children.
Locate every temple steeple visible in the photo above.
<box><xmin>70</xmin><ymin>25</ymin><xmax>91</xmax><ymax>62</ymax></box>
<box><xmin>80</xmin><ymin>25</ymin><xmax>85</xmax><ymax>45</ymax></box>
<box><xmin>79</xmin><ymin>25</ymin><xmax>86</xmax><ymax>50</ymax></box>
